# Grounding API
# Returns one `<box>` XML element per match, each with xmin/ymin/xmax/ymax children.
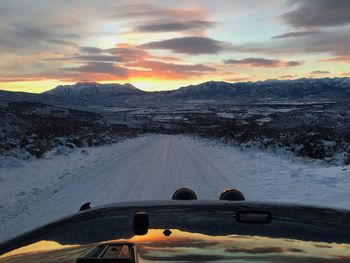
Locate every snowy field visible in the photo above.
<box><xmin>0</xmin><ymin>134</ymin><xmax>349</xmax><ymax>242</ymax></box>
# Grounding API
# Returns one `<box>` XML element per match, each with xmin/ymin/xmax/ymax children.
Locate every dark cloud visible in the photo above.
<box><xmin>233</xmin><ymin>30</ymin><xmax>350</xmax><ymax>59</ymax></box>
<box><xmin>279</xmin><ymin>74</ymin><xmax>298</xmax><ymax>79</ymax></box>
<box><xmin>79</xmin><ymin>46</ymin><xmax>152</xmax><ymax>63</ymax></box>
<box><xmin>72</xmin><ymin>55</ymin><xmax>119</xmax><ymax>62</ymax></box>
<box><xmin>129</xmin><ymin>60</ymin><xmax>215</xmax><ymax>73</ymax></box>
<box><xmin>135</xmin><ymin>20</ymin><xmax>214</xmax><ymax>32</ymax></box>
<box><xmin>80</xmin><ymin>46</ymin><xmax>104</xmax><ymax>54</ymax></box>
<box><xmin>310</xmin><ymin>70</ymin><xmax>330</xmax><ymax>75</ymax></box>
<box><xmin>63</xmin><ymin>62</ymin><xmax>127</xmax><ymax>76</ymax></box>
<box><xmin>106</xmin><ymin>47</ymin><xmax>150</xmax><ymax>62</ymax></box>
<box><xmin>224</xmin><ymin>58</ymin><xmax>302</xmax><ymax>67</ymax></box>
<box><xmin>109</xmin><ymin>3</ymin><xmax>208</xmax><ymax>21</ymax></box>
<box><xmin>282</xmin><ymin>0</ymin><xmax>350</xmax><ymax>28</ymax></box>
<box><xmin>46</xmin><ymin>39</ymin><xmax>77</xmax><ymax>47</ymax></box>
<box><xmin>62</xmin><ymin>46</ymin><xmax>149</xmax><ymax>64</ymax></box>
<box><xmin>141</xmin><ymin>37</ymin><xmax>226</xmax><ymax>55</ymax></box>
<box><xmin>286</xmin><ymin>61</ymin><xmax>302</xmax><ymax>66</ymax></box>
<box><xmin>293</xmin><ymin>31</ymin><xmax>350</xmax><ymax>56</ymax></box>
<box><xmin>46</xmin><ymin>55</ymin><xmax>119</xmax><ymax>62</ymax></box>
<box><xmin>272</xmin><ymin>30</ymin><xmax>320</xmax><ymax>39</ymax></box>
<box><xmin>0</xmin><ymin>20</ymin><xmax>80</xmax><ymax>54</ymax></box>
<box><xmin>13</xmin><ymin>25</ymin><xmax>54</xmax><ymax>39</ymax></box>
<box><xmin>0</xmin><ymin>25</ymin><xmax>53</xmax><ymax>52</ymax></box>
<box><xmin>0</xmin><ymin>1</ymin><xmax>115</xmax><ymax>55</ymax></box>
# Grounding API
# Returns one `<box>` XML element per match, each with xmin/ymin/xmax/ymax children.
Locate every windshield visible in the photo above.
<box><xmin>3</xmin><ymin>230</ymin><xmax>350</xmax><ymax>263</ymax></box>
<box><xmin>0</xmin><ymin>0</ymin><xmax>349</xmax><ymax>258</ymax></box>
<box><xmin>1</xmin><ymin>203</ymin><xmax>350</xmax><ymax>262</ymax></box>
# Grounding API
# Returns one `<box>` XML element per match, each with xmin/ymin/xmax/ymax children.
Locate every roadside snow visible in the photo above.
<box><xmin>0</xmin><ymin>134</ymin><xmax>349</xmax><ymax>242</ymax></box>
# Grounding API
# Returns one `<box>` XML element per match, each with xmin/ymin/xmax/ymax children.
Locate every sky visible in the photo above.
<box><xmin>0</xmin><ymin>0</ymin><xmax>350</xmax><ymax>93</ymax></box>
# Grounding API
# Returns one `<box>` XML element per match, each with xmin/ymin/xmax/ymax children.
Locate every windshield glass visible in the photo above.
<box><xmin>0</xmin><ymin>0</ymin><xmax>349</xmax><ymax>252</ymax></box>
<box><xmin>2</xmin><ymin>229</ymin><xmax>350</xmax><ymax>263</ymax></box>
<box><xmin>1</xmin><ymin>204</ymin><xmax>350</xmax><ymax>262</ymax></box>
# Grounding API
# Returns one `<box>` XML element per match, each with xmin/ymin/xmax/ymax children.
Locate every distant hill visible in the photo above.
<box><xmin>44</xmin><ymin>82</ymin><xmax>145</xmax><ymax>97</ymax></box>
<box><xmin>1</xmin><ymin>77</ymin><xmax>349</xmax><ymax>107</ymax></box>
<box><xmin>169</xmin><ymin>78</ymin><xmax>350</xmax><ymax>101</ymax></box>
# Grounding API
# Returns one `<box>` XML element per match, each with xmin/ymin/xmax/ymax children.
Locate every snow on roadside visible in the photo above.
<box><xmin>0</xmin><ymin>136</ymin><xmax>152</xmax><ymax>230</ymax></box>
<box><xmin>194</xmin><ymin>136</ymin><xmax>350</xmax><ymax>208</ymax></box>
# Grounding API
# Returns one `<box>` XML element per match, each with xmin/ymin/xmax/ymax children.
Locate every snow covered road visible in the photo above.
<box><xmin>1</xmin><ymin>134</ymin><xmax>349</xmax><ymax>241</ymax></box>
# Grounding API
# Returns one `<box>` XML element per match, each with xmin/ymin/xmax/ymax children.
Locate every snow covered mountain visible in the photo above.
<box><xmin>44</xmin><ymin>82</ymin><xmax>145</xmax><ymax>97</ymax></box>
<box><xmin>0</xmin><ymin>82</ymin><xmax>146</xmax><ymax>107</ymax></box>
<box><xmin>1</xmin><ymin>77</ymin><xmax>349</xmax><ymax>106</ymax></box>
<box><xmin>169</xmin><ymin>77</ymin><xmax>350</xmax><ymax>101</ymax></box>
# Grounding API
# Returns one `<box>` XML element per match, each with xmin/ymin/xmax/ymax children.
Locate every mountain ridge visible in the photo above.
<box><xmin>0</xmin><ymin>77</ymin><xmax>349</xmax><ymax>106</ymax></box>
<box><xmin>44</xmin><ymin>82</ymin><xmax>145</xmax><ymax>97</ymax></box>
<box><xmin>170</xmin><ymin>77</ymin><xmax>350</xmax><ymax>99</ymax></box>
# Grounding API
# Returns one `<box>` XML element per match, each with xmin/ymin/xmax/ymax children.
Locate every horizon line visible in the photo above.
<box><xmin>0</xmin><ymin>75</ymin><xmax>349</xmax><ymax>95</ymax></box>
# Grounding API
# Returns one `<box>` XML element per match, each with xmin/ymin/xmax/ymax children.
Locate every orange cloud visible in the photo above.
<box><xmin>319</xmin><ymin>56</ymin><xmax>350</xmax><ymax>64</ymax></box>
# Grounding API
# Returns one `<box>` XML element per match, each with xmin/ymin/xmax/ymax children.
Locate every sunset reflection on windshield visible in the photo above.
<box><xmin>1</xmin><ymin>229</ymin><xmax>350</xmax><ymax>263</ymax></box>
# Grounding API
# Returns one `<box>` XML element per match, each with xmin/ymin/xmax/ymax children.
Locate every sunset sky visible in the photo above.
<box><xmin>0</xmin><ymin>0</ymin><xmax>350</xmax><ymax>93</ymax></box>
